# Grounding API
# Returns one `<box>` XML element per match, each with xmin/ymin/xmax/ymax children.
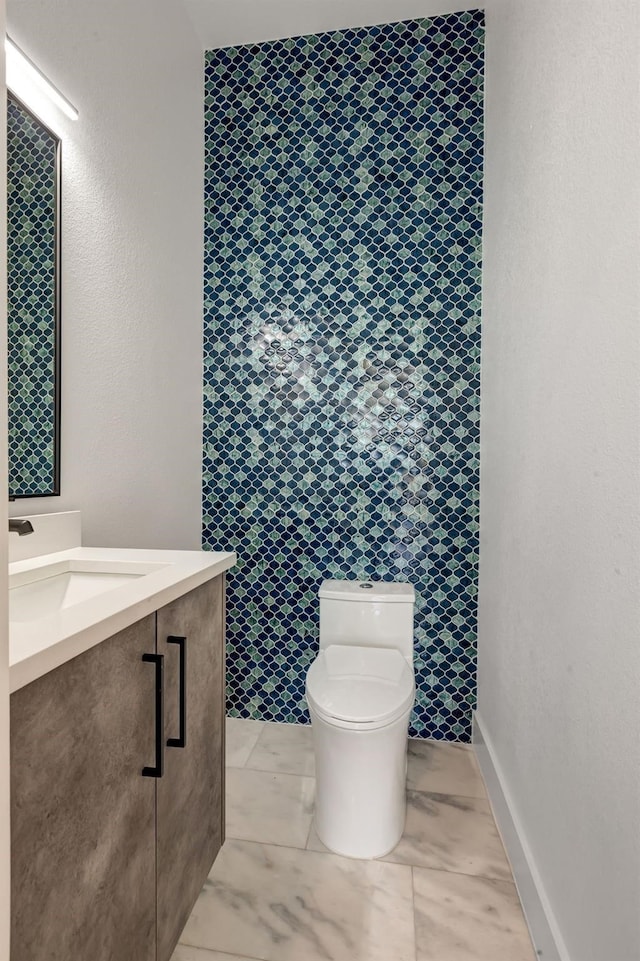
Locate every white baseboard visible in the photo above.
<box><xmin>473</xmin><ymin>712</ymin><xmax>569</xmax><ymax>961</ymax></box>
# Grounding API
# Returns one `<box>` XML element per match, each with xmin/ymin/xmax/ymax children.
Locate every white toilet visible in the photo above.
<box><xmin>305</xmin><ymin>579</ymin><xmax>415</xmax><ymax>859</ymax></box>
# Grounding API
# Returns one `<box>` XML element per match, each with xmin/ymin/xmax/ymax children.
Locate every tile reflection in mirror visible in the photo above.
<box><xmin>7</xmin><ymin>92</ymin><xmax>61</xmax><ymax>498</ymax></box>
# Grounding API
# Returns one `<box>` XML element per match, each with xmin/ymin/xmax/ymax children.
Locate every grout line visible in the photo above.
<box><xmin>242</xmin><ymin>728</ymin><xmax>267</xmax><ymax>769</ymax></box>
<box><xmin>242</xmin><ymin>739</ymin><xmax>315</xmax><ymax>775</ymax></box>
<box><xmin>222</xmin><ymin>834</ymin><xmax>515</xmax><ymax>885</ymax></box>
<box><xmin>233</xmin><ymin>762</ymin><xmax>486</xmax><ymax>794</ymax></box>
<box><xmin>227</xmin><ymin>764</ymin><xmax>316</xmax><ymax>784</ymax></box>
<box><xmin>242</xmin><ymin>735</ymin><xmax>265</xmax><ymax>767</ymax></box>
<box><xmin>389</xmin><ymin>859</ymin><xmax>518</xmax><ymax>886</ymax></box>
<box><xmin>224</xmin><ymin>738</ymin><xmax>264</xmax><ymax>769</ymax></box>
<box><xmin>219</xmin><ymin>836</ymin><xmax>516</xmax><ymax>888</ymax></box>
<box><xmin>410</xmin><ymin>866</ymin><xmax>419</xmax><ymax>961</ymax></box>
<box><xmin>224</xmin><ymin>828</ymin><xmax>315</xmax><ymax>853</ymax></box>
<box><xmin>178</xmin><ymin>938</ymin><xmax>263</xmax><ymax>961</ymax></box>
<box><xmin>304</xmin><ymin>815</ymin><xmax>316</xmax><ymax>850</ymax></box>
<box><xmin>241</xmin><ymin>760</ymin><xmax>316</xmax><ymax>777</ymax></box>
<box><xmin>406</xmin><ymin>785</ymin><xmax>489</xmax><ymax>802</ymax></box>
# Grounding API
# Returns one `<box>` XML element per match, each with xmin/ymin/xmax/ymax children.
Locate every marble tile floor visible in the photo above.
<box><xmin>172</xmin><ymin>719</ymin><xmax>536</xmax><ymax>961</ymax></box>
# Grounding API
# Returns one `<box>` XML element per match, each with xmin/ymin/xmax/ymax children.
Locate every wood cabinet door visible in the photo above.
<box><xmin>10</xmin><ymin>616</ymin><xmax>158</xmax><ymax>961</ymax></box>
<box><xmin>156</xmin><ymin>575</ymin><xmax>225</xmax><ymax>961</ymax></box>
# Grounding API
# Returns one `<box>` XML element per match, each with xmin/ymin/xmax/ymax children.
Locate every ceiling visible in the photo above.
<box><xmin>182</xmin><ymin>0</ymin><xmax>474</xmax><ymax>49</ymax></box>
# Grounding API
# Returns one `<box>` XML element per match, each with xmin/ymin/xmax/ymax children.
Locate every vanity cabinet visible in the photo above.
<box><xmin>156</xmin><ymin>579</ymin><xmax>225</xmax><ymax>961</ymax></box>
<box><xmin>10</xmin><ymin>575</ymin><xmax>226</xmax><ymax>961</ymax></box>
<box><xmin>10</xmin><ymin>615</ymin><xmax>158</xmax><ymax>961</ymax></box>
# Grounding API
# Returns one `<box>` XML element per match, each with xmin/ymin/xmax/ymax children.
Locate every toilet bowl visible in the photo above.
<box><xmin>305</xmin><ymin>580</ymin><xmax>415</xmax><ymax>859</ymax></box>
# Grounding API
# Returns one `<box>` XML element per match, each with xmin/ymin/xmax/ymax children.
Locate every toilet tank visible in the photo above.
<box><xmin>319</xmin><ymin>580</ymin><xmax>415</xmax><ymax>660</ymax></box>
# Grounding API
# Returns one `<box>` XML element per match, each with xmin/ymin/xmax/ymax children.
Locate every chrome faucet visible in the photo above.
<box><xmin>9</xmin><ymin>518</ymin><xmax>34</xmax><ymax>536</ymax></box>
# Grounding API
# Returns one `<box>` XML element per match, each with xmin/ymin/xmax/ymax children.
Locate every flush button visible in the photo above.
<box><xmin>360</xmin><ymin>582</ymin><xmax>373</xmax><ymax>589</ymax></box>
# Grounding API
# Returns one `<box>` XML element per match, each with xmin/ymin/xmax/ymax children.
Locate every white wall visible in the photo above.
<box><xmin>184</xmin><ymin>0</ymin><xmax>473</xmax><ymax>48</ymax></box>
<box><xmin>479</xmin><ymin>1</ymin><xmax>640</xmax><ymax>959</ymax></box>
<box><xmin>7</xmin><ymin>0</ymin><xmax>204</xmax><ymax>549</ymax></box>
<box><xmin>0</xmin><ymin>0</ymin><xmax>11</xmax><ymax>952</ymax></box>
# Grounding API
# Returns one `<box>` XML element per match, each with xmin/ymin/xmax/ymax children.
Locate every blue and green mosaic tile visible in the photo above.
<box><xmin>7</xmin><ymin>95</ymin><xmax>59</xmax><ymax>497</ymax></box>
<box><xmin>203</xmin><ymin>11</ymin><xmax>484</xmax><ymax>740</ymax></box>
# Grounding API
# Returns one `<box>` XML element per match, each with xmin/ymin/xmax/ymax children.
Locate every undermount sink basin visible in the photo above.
<box><xmin>8</xmin><ymin>535</ymin><xmax>236</xmax><ymax>694</ymax></box>
<box><xmin>9</xmin><ymin>559</ymin><xmax>169</xmax><ymax>623</ymax></box>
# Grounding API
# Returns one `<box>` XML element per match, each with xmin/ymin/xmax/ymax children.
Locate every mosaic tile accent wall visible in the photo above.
<box><xmin>7</xmin><ymin>95</ymin><xmax>59</xmax><ymax>497</ymax></box>
<box><xmin>203</xmin><ymin>12</ymin><xmax>484</xmax><ymax>740</ymax></box>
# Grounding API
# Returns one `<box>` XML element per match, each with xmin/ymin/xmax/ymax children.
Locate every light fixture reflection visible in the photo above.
<box><xmin>5</xmin><ymin>36</ymin><xmax>78</xmax><ymax>121</ymax></box>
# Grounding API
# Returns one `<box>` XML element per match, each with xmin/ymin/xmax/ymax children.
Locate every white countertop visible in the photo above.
<box><xmin>9</xmin><ymin>546</ymin><xmax>236</xmax><ymax>693</ymax></box>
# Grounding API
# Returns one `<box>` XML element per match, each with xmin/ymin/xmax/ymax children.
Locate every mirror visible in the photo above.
<box><xmin>6</xmin><ymin>92</ymin><xmax>61</xmax><ymax>498</ymax></box>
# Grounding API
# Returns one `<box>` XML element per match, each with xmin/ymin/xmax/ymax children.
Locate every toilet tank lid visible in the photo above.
<box><xmin>319</xmin><ymin>579</ymin><xmax>415</xmax><ymax>604</ymax></box>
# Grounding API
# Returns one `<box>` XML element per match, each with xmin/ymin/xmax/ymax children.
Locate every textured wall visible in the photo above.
<box><xmin>480</xmin><ymin>0</ymin><xmax>640</xmax><ymax>958</ymax></box>
<box><xmin>203</xmin><ymin>12</ymin><xmax>484</xmax><ymax>740</ymax></box>
<box><xmin>7</xmin><ymin>96</ymin><xmax>58</xmax><ymax>496</ymax></box>
<box><xmin>7</xmin><ymin>0</ymin><xmax>203</xmax><ymax>549</ymax></box>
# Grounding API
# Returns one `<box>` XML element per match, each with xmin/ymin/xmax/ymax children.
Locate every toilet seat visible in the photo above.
<box><xmin>306</xmin><ymin>644</ymin><xmax>415</xmax><ymax>729</ymax></box>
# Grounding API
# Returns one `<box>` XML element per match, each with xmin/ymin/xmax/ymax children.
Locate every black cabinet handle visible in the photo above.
<box><xmin>142</xmin><ymin>653</ymin><xmax>164</xmax><ymax>778</ymax></box>
<box><xmin>167</xmin><ymin>636</ymin><xmax>187</xmax><ymax>749</ymax></box>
